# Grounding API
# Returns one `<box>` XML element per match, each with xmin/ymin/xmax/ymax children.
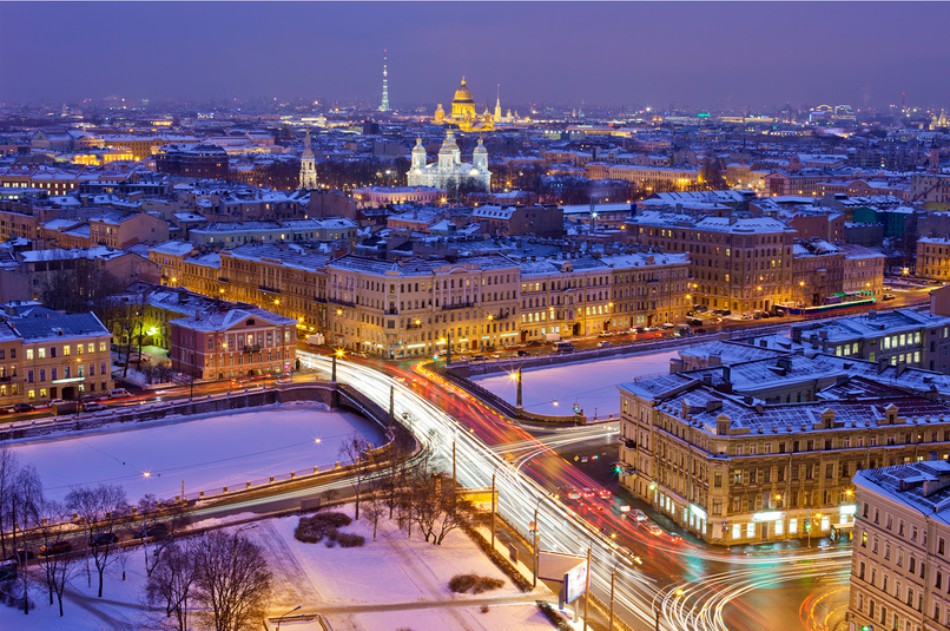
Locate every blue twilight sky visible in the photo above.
<box><xmin>1</xmin><ymin>2</ymin><xmax>948</xmax><ymax>109</ymax></box>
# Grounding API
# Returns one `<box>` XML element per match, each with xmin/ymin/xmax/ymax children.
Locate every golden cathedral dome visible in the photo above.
<box><xmin>453</xmin><ymin>77</ymin><xmax>474</xmax><ymax>104</ymax></box>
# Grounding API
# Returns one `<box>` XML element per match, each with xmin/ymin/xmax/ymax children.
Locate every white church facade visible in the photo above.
<box><xmin>406</xmin><ymin>130</ymin><xmax>491</xmax><ymax>192</ymax></box>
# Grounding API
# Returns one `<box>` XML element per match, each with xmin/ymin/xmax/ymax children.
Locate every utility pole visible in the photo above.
<box><xmin>490</xmin><ymin>472</ymin><xmax>496</xmax><ymax>549</ymax></box>
<box><xmin>532</xmin><ymin>506</ymin><xmax>540</xmax><ymax>588</ymax></box>
<box><xmin>389</xmin><ymin>384</ymin><xmax>394</xmax><ymax>424</ymax></box>
<box><xmin>331</xmin><ymin>352</ymin><xmax>337</xmax><ymax>382</ymax></box>
<box><xmin>609</xmin><ymin>568</ymin><xmax>616</xmax><ymax>630</ymax></box>
<box><xmin>583</xmin><ymin>546</ymin><xmax>592</xmax><ymax>631</ymax></box>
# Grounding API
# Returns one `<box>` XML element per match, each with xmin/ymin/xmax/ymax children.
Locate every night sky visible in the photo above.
<box><xmin>1</xmin><ymin>2</ymin><xmax>948</xmax><ymax>109</ymax></box>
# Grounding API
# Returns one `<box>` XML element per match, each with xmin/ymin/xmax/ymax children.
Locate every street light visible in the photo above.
<box><xmin>509</xmin><ymin>367</ymin><xmax>523</xmax><ymax>408</ymax></box>
<box><xmin>276</xmin><ymin>604</ymin><xmax>302</xmax><ymax>630</ymax></box>
<box><xmin>331</xmin><ymin>348</ymin><xmax>344</xmax><ymax>382</ymax></box>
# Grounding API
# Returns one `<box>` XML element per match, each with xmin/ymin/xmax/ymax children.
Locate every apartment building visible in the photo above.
<box><xmin>791</xmin><ymin>240</ymin><xmax>885</xmax><ymax>307</ymax></box>
<box><xmin>187</xmin><ymin>218</ymin><xmax>357</xmax><ymax>247</ymax></box>
<box><xmin>0</xmin><ymin>310</ymin><xmax>113</xmax><ymax>407</ymax></box>
<box><xmin>618</xmin><ymin>349</ymin><xmax>950</xmax><ymax>545</ymax></box>
<box><xmin>585</xmin><ymin>163</ymin><xmax>702</xmax><ymax>192</ymax></box>
<box><xmin>324</xmin><ymin>254</ymin><xmax>520</xmax><ymax>359</ymax></box>
<box><xmin>518</xmin><ymin>252</ymin><xmax>690</xmax><ymax>341</ymax></box>
<box><xmin>850</xmin><ymin>459</ymin><xmax>950</xmax><ymax>631</ymax></box>
<box><xmin>626</xmin><ymin>211</ymin><xmax>797</xmax><ymax>314</ymax></box>
<box><xmin>89</xmin><ymin>210</ymin><xmax>169</xmax><ymax>249</ymax></box>
<box><xmin>169</xmin><ymin>306</ymin><xmax>296</xmax><ymax>381</ymax></box>
<box><xmin>790</xmin><ymin>309</ymin><xmax>950</xmax><ymax>373</ymax></box>
<box><xmin>917</xmin><ymin>237</ymin><xmax>950</xmax><ymax>281</ymax></box>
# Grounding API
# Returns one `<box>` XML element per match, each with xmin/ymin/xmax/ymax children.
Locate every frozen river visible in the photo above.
<box><xmin>472</xmin><ymin>350</ymin><xmax>679</xmax><ymax>418</ymax></box>
<box><xmin>10</xmin><ymin>402</ymin><xmax>383</xmax><ymax>503</ymax></box>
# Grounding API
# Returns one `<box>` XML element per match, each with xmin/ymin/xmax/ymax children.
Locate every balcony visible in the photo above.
<box><xmin>328</xmin><ymin>296</ymin><xmax>356</xmax><ymax>308</ymax></box>
<box><xmin>242</xmin><ymin>345</ymin><xmax>261</xmax><ymax>354</ymax></box>
<box><xmin>218</xmin><ymin>277</ymin><xmax>230</xmax><ymax>283</ymax></box>
<box><xmin>442</xmin><ymin>301</ymin><xmax>476</xmax><ymax>311</ymax></box>
<box><xmin>258</xmin><ymin>285</ymin><xmax>279</xmax><ymax>294</ymax></box>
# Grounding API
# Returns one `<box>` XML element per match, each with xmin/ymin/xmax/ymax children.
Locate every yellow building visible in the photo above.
<box><xmin>432</xmin><ymin>78</ymin><xmax>495</xmax><ymax>133</ymax></box>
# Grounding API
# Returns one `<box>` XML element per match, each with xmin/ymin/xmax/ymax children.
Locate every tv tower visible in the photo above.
<box><xmin>378</xmin><ymin>49</ymin><xmax>391</xmax><ymax>112</ymax></box>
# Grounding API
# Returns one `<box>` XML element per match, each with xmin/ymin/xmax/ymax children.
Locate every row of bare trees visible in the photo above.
<box><xmin>146</xmin><ymin>530</ymin><xmax>272</xmax><ymax>631</ymax></box>
<box><xmin>0</xmin><ymin>446</ymin><xmax>272</xmax><ymax>630</ymax></box>
<box><xmin>340</xmin><ymin>429</ymin><xmax>476</xmax><ymax>546</ymax></box>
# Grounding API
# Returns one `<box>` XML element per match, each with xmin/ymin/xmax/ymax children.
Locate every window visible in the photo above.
<box><xmin>26</xmin><ymin>349</ymin><xmax>34</xmax><ymax>360</ymax></box>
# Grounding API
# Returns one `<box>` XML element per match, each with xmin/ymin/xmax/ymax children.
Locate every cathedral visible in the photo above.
<box><xmin>406</xmin><ymin>130</ymin><xmax>491</xmax><ymax>192</ymax></box>
<box><xmin>432</xmin><ymin>77</ymin><xmax>495</xmax><ymax>133</ymax></box>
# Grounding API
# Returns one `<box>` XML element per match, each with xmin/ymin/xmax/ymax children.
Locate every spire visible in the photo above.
<box><xmin>494</xmin><ymin>83</ymin><xmax>502</xmax><ymax>122</ymax></box>
<box><xmin>378</xmin><ymin>49</ymin><xmax>390</xmax><ymax>112</ymax></box>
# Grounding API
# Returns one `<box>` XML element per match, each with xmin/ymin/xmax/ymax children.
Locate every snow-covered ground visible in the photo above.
<box><xmin>0</xmin><ymin>509</ymin><xmax>554</xmax><ymax>631</ymax></box>
<box><xmin>9</xmin><ymin>403</ymin><xmax>383</xmax><ymax>504</ymax></box>
<box><xmin>473</xmin><ymin>350</ymin><xmax>679</xmax><ymax>418</ymax></box>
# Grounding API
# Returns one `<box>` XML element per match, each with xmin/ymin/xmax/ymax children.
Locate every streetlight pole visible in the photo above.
<box><xmin>583</xmin><ymin>546</ymin><xmax>592</xmax><ymax>631</ymax></box>
<box><xmin>531</xmin><ymin>504</ymin><xmax>540</xmax><ymax>588</ymax></box>
<box><xmin>516</xmin><ymin>366</ymin><xmax>523</xmax><ymax>409</ymax></box>
<box><xmin>608</xmin><ymin>568</ymin><xmax>616</xmax><ymax>631</ymax></box>
<box><xmin>490</xmin><ymin>472</ymin><xmax>496</xmax><ymax>549</ymax></box>
<box><xmin>276</xmin><ymin>604</ymin><xmax>302</xmax><ymax>630</ymax></box>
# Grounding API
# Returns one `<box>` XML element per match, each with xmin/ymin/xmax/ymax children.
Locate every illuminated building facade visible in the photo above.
<box><xmin>406</xmin><ymin>130</ymin><xmax>491</xmax><ymax>192</ymax></box>
<box><xmin>431</xmin><ymin>78</ymin><xmax>495</xmax><ymax>132</ymax></box>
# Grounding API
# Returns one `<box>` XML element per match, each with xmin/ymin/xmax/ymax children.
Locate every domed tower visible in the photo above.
<box><xmin>472</xmin><ymin>137</ymin><xmax>491</xmax><ymax>191</ymax></box>
<box><xmin>451</xmin><ymin>77</ymin><xmax>476</xmax><ymax>122</ymax></box>
<box><xmin>410</xmin><ymin>138</ymin><xmax>427</xmax><ymax>171</ymax></box>
<box><xmin>299</xmin><ymin>129</ymin><xmax>317</xmax><ymax>190</ymax></box>
<box><xmin>438</xmin><ymin>129</ymin><xmax>460</xmax><ymax>169</ymax></box>
<box><xmin>473</xmin><ymin>137</ymin><xmax>488</xmax><ymax>172</ymax></box>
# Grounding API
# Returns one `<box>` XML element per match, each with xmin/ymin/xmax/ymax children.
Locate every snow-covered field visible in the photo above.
<box><xmin>9</xmin><ymin>403</ymin><xmax>383</xmax><ymax>503</ymax></box>
<box><xmin>0</xmin><ymin>509</ymin><xmax>554</xmax><ymax>631</ymax></box>
<box><xmin>473</xmin><ymin>350</ymin><xmax>679</xmax><ymax>417</ymax></box>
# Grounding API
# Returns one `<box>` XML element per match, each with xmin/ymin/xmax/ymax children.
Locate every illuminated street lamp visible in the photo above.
<box><xmin>509</xmin><ymin>367</ymin><xmax>523</xmax><ymax>408</ymax></box>
<box><xmin>331</xmin><ymin>348</ymin><xmax>344</xmax><ymax>382</ymax></box>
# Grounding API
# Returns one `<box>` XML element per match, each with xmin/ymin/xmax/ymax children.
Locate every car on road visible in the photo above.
<box><xmin>516</xmin><ymin>350</ymin><xmax>529</xmax><ymax>357</ymax></box>
<box><xmin>82</xmin><ymin>402</ymin><xmax>106</xmax><ymax>412</ymax></box>
<box><xmin>596</xmin><ymin>340</ymin><xmax>613</xmax><ymax>348</ymax></box>
<box><xmin>89</xmin><ymin>532</ymin><xmax>119</xmax><ymax>547</ymax></box>
<box><xmin>109</xmin><ymin>388</ymin><xmax>132</xmax><ymax>399</ymax></box>
<box><xmin>882</xmin><ymin>294</ymin><xmax>896</xmax><ymax>301</ymax></box>
<box><xmin>665</xmin><ymin>532</ymin><xmax>684</xmax><ymax>544</ymax></box>
<box><xmin>13</xmin><ymin>403</ymin><xmax>34</xmax><ymax>413</ymax></box>
<box><xmin>133</xmin><ymin>523</ymin><xmax>168</xmax><ymax>540</ymax></box>
<box><xmin>40</xmin><ymin>541</ymin><xmax>71</xmax><ymax>556</ymax></box>
<box><xmin>644</xmin><ymin>523</ymin><xmax>664</xmax><ymax>537</ymax></box>
<box><xmin>629</xmin><ymin>509</ymin><xmax>648</xmax><ymax>522</ymax></box>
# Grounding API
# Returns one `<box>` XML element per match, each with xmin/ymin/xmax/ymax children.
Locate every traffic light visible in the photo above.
<box><xmin>860</xmin><ymin>625</ymin><xmax>873</xmax><ymax>631</ymax></box>
<box><xmin>804</xmin><ymin>518</ymin><xmax>811</xmax><ymax>532</ymax></box>
<box><xmin>613</xmin><ymin>464</ymin><xmax>623</xmax><ymax>474</ymax></box>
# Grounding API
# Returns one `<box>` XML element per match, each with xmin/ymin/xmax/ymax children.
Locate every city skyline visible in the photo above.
<box><xmin>1</xmin><ymin>2</ymin><xmax>949</xmax><ymax>110</ymax></box>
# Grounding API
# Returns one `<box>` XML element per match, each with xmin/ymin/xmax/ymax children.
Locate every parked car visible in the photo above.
<box><xmin>89</xmin><ymin>532</ymin><xmax>119</xmax><ymax>547</ymax></box>
<box><xmin>82</xmin><ymin>402</ymin><xmax>105</xmax><ymax>412</ymax></box>
<box><xmin>13</xmin><ymin>403</ymin><xmax>34</xmax><ymax>413</ymax></box>
<box><xmin>516</xmin><ymin>350</ymin><xmax>529</xmax><ymax>357</ymax></box>
<box><xmin>596</xmin><ymin>340</ymin><xmax>613</xmax><ymax>348</ymax></box>
<box><xmin>687</xmin><ymin>319</ymin><xmax>703</xmax><ymax>327</ymax></box>
<box><xmin>133</xmin><ymin>523</ymin><xmax>168</xmax><ymax>540</ymax></box>
<box><xmin>40</xmin><ymin>541</ymin><xmax>71</xmax><ymax>556</ymax></box>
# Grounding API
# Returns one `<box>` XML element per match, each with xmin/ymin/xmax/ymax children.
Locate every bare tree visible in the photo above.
<box><xmin>339</xmin><ymin>433</ymin><xmax>374</xmax><ymax>520</ymax></box>
<box><xmin>65</xmin><ymin>484</ymin><xmax>129</xmax><ymax>598</ymax></box>
<box><xmin>0</xmin><ymin>446</ymin><xmax>19</xmax><ymax>559</ymax></box>
<box><xmin>405</xmin><ymin>464</ymin><xmax>474</xmax><ymax>546</ymax></box>
<box><xmin>146</xmin><ymin>538</ymin><xmax>199</xmax><ymax>631</ymax></box>
<box><xmin>382</xmin><ymin>430</ymin><xmax>412</xmax><ymax>520</ymax></box>
<box><xmin>139</xmin><ymin>496</ymin><xmax>191</xmax><ymax>578</ymax></box>
<box><xmin>36</xmin><ymin>498</ymin><xmax>76</xmax><ymax>617</ymax></box>
<box><xmin>193</xmin><ymin>530</ymin><xmax>272</xmax><ymax>631</ymax></box>
<box><xmin>361</xmin><ymin>483</ymin><xmax>385</xmax><ymax>542</ymax></box>
<box><xmin>10</xmin><ymin>464</ymin><xmax>44</xmax><ymax>614</ymax></box>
